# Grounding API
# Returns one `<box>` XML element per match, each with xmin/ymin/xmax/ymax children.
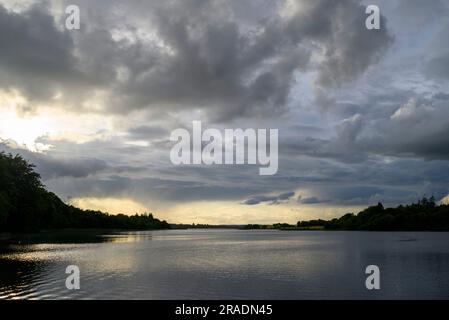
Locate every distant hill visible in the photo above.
<box><xmin>0</xmin><ymin>152</ymin><xmax>170</xmax><ymax>232</ymax></box>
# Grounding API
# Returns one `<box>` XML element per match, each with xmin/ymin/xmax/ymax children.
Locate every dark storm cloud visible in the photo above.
<box><xmin>0</xmin><ymin>4</ymin><xmax>74</xmax><ymax>75</ymax></box>
<box><xmin>108</xmin><ymin>0</ymin><xmax>392</xmax><ymax>119</ymax></box>
<box><xmin>295</xmin><ymin>0</ymin><xmax>393</xmax><ymax>88</ymax></box>
<box><xmin>0</xmin><ymin>3</ymin><xmax>84</xmax><ymax>111</ymax></box>
<box><xmin>0</xmin><ymin>0</ymin><xmax>392</xmax><ymax>120</ymax></box>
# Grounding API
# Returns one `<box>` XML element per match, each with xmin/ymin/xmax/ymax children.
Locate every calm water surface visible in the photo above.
<box><xmin>1</xmin><ymin>229</ymin><xmax>449</xmax><ymax>299</ymax></box>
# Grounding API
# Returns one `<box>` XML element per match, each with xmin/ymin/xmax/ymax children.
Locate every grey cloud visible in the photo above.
<box><xmin>298</xmin><ymin>196</ymin><xmax>325</xmax><ymax>204</ymax></box>
<box><xmin>47</xmin><ymin>174</ymin><xmax>270</xmax><ymax>204</ymax></box>
<box><xmin>393</xmin><ymin>0</ymin><xmax>449</xmax><ymax>32</ymax></box>
<box><xmin>433</xmin><ymin>92</ymin><xmax>449</xmax><ymax>100</ymax></box>
<box><xmin>335</xmin><ymin>114</ymin><xmax>364</xmax><ymax>145</ymax></box>
<box><xmin>242</xmin><ymin>191</ymin><xmax>295</xmax><ymax>205</ymax></box>
<box><xmin>278</xmin><ymin>191</ymin><xmax>295</xmax><ymax>200</ymax></box>
<box><xmin>283</xmin><ymin>91</ymin><xmax>449</xmax><ymax>163</ymax></box>
<box><xmin>127</xmin><ymin>125</ymin><xmax>169</xmax><ymax>140</ymax></box>
<box><xmin>357</xmin><ymin>98</ymin><xmax>449</xmax><ymax>159</ymax></box>
<box><xmin>0</xmin><ymin>0</ymin><xmax>392</xmax><ymax>121</ymax></box>
<box><xmin>299</xmin><ymin>0</ymin><xmax>393</xmax><ymax>88</ymax></box>
<box><xmin>113</xmin><ymin>0</ymin><xmax>392</xmax><ymax>119</ymax></box>
<box><xmin>423</xmin><ymin>13</ymin><xmax>449</xmax><ymax>81</ymax></box>
<box><xmin>35</xmin><ymin>156</ymin><xmax>108</xmax><ymax>179</ymax></box>
<box><xmin>0</xmin><ymin>4</ymin><xmax>75</xmax><ymax>76</ymax></box>
<box><xmin>0</xmin><ymin>142</ymin><xmax>108</xmax><ymax>179</ymax></box>
<box><xmin>0</xmin><ymin>3</ymin><xmax>84</xmax><ymax>110</ymax></box>
<box><xmin>4</xmin><ymin>131</ymin><xmax>449</xmax><ymax>209</ymax></box>
<box><xmin>426</xmin><ymin>54</ymin><xmax>449</xmax><ymax>80</ymax></box>
<box><xmin>243</xmin><ymin>195</ymin><xmax>278</xmax><ymax>205</ymax></box>
<box><xmin>2</xmin><ymin>0</ymin><xmax>448</xmax><ymax>216</ymax></box>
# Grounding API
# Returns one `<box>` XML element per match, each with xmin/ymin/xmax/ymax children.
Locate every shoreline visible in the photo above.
<box><xmin>3</xmin><ymin>227</ymin><xmax>449</xmax><ymax>239</ymax></box>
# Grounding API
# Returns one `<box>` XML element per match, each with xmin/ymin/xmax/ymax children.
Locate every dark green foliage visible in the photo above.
<box><xmin>301</xmin><ymin>199</ymin><xmax>449</xmax><ymax>231</ymax></box>
<box><xmin>244</xmin><ymin>224</ymin><xmax>262</xmax><ymax>229</ymax></box>
<box><xmin>297</xmin><ymin>219</ymin><xmax>327</xmax><ymax>228</ymax></box>
<box><xmin>272</xmin><ymin>223</ymin><xmax>293</xmax><ymax>229</ymax></box>
<box><xmin>0</xmin><ymin>152</ymin><xmax>170</xmax><ymax>232</ymax></box>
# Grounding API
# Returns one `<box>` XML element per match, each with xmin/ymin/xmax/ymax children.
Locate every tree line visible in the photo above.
<box><xmin>320</xmin><ymin>198</ymin><xmax>449</xmax><ymax>231</ymax></box>
<box><xmin>296</xmin><ymin>198</ymin><xmax>449</xmax><ymax>231</ymax></box>
<box><xmin>245</xmin><ymin>198</ymin><xmax>449</xmax><ymax>231</ymax></box>
<box><xmin>0</xmin><ymin>152</ymin><xmax>170</xmax><ymax>232</ymax></box>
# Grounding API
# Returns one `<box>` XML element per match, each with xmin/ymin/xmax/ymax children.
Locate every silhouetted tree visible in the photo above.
<box><xmin>0</xmin><ymin>152</ymin><xmax>170</xmax><ymax>232</ymax></box>
<box><xmin>306</xmin><ymin>198</ymin><xmax>449</xmax><ymax>231</ymax></box>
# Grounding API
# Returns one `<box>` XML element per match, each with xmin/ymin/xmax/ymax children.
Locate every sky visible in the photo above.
<box><xmin>0</xmin><ymin>0</ymin><xmax>449</xmax><ymax>224</ymax></box>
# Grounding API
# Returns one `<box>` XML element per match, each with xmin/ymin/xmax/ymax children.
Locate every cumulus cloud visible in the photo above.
<box><xmin>0</xmin><ymin>0</ymin><xmax>393</xmax><ymax>120</ymax></box>
<box><xmin>0</xmin><ymin>3</ymin><xmax>88</xmax><ymax>112</ymax></box>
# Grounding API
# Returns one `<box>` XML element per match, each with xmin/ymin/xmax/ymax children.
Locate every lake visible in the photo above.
<box><xmin>1</xmin><ymin>229</ymin><xmax>449</xmax><ymax>299</ymax></box>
